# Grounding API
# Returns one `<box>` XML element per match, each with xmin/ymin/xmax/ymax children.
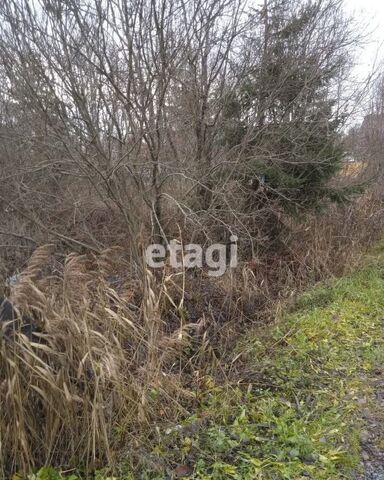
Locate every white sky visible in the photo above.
<box><xmin>345</xmin><ymin>0</ymin><xmax>384</xmax><ymax>78</ymax></box>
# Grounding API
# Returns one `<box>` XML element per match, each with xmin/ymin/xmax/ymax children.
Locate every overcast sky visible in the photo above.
<box><xmin>345</xmin><ymin>0</ymin><xmax>384</xmax><ymax>78</ymax></box>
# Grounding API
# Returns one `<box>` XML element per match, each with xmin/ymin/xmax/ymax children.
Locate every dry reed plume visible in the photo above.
<box><xmin>0</xmin><ymin>246</ymin><xmax>193</xmax><ymax>477</ymax></box>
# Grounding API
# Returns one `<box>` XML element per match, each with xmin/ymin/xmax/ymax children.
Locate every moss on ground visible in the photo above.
<box><xmin>24</xmin><ymin>249</ymin><xmax>384</xmax><ymax>479</ymax></box>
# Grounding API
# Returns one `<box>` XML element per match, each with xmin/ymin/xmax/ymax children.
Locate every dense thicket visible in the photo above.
<box><xmin>0</xmin><ymin>0</ymin><xmax>358</xmax><ymax>266</ymax></box>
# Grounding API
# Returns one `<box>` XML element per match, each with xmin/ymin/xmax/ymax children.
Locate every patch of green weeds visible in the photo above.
<box><xmin>145</xmin><ymin>264</ymin><xmax>384</xmax><ymax>479</ymax></box>
<box><xmin>22</xmin><ymin>467</ymin><xmax>132</xmax><ymax>480</ymax></box>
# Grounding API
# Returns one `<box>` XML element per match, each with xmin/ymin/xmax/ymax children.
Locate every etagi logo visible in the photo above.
<box><xmin>145</xmin><ymin>236</ymin><xmax>238</xmax><ymax>277</ymax></box>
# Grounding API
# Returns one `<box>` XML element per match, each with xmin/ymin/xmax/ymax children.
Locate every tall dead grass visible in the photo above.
<box><xmin>0</xmin><ymin>246</ymin><xmax>196</xmax><ymax>476</ymax></box>
<box><xmin>237</xmin><ymin>188</ymin><xmax>384</xmax><ymax>321</ymax></box>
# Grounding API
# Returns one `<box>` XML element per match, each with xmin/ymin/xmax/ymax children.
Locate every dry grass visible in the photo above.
<box><xmin>0</xmin><ymin>246</ymin><xmax>197</xmax><ymax>476</ymax></box>
<box><xmin>231</xmin><ymin>187</ymin><xmax>384</xmax><ymax>324</ymax></box>
<box><xmin>1</xmin><ymin>186</ymin><xmax>384</xmax><ymax>477</ymax></box>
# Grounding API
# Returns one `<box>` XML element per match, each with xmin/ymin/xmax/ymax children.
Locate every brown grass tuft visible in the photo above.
<box><xmin>0</xmin><ymin>248</ymin><xmax>196</xmax><ymax>477</ymax></box>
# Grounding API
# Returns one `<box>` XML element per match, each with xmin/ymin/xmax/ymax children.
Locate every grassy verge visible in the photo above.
<box><xmin>22</xmin><ymin>249</ymin><xmax>384</xmax><ymax>479</ymax></box>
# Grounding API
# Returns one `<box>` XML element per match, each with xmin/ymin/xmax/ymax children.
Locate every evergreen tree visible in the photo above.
<box><xmin>221</xmin><ymin>0</ymin><xmax>355</xmax><ymax>218</ymax></box>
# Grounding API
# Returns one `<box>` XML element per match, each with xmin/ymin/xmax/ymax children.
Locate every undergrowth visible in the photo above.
<box><xmin>149</xmin><ymin>264</ymin><xmax>384</xmax><ymax>479</ymax></box>
<box><xmin>15</xmin><ymin>246</ymin><xmax>384</xmax><ymax>478</ymax></box>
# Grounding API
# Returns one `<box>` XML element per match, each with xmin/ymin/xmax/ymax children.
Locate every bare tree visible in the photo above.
<box><xmin>0</xmin><ymin>0</ymin><xmax>361</xmax><ymax>269</ymax></box>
